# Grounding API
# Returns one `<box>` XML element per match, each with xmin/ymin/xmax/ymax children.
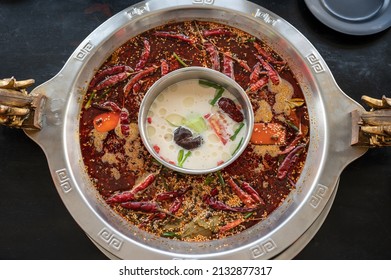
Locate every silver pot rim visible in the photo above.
<box><xmin>24</xmin><ymin>0</ymin><xmax>368</xmax><ymax>259</ymax></box>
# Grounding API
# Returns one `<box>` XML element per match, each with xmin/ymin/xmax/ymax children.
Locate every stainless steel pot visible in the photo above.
<box><xmin>1</xmin><ymin>0</ymin><xmax>390</xmax><ymax>259</ymax></box>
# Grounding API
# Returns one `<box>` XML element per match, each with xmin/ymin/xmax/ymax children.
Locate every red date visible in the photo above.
<box><xmin>217</xmin><ymin>97</ymin><xmax>244</xmax><ymax>122</ymax></box>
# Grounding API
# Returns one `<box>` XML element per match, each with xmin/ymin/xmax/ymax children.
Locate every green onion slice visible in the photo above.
<box><xmin>173</xmin><ymin>52</ymin><xmax>188</xmax><ymax>67</ymax></box>
<box><xmin>216</xmin><ymin>171</ymin><xmax>225</xmax><ymax>187</ymax></box>
<box><xmin>178</xmin><ymin>150</ymin><xmax>192</xmax><ymax>168</ymax></box>
<box><xmin>210</xmin><ymin>87</ymin><xmax>224</xmax><ymax>106</ymax></box>
<box><xmin>199</xmin><ymin>79</ymin><xmax>222</xmax><ymax>89</ymax></box>
<box><xmin>177</xmin><ymin>149</ymin><xmax>184</xmax><ymax>164</ymax></box>
<box><xmin>232</xmin><ymin>137</ymin><xmax>244</xmax><ymax>156</ymax></box>
<box><xmin>230</xmin><ymin>122</ymin><xmax>245</xmax><ymax>141</ymax></box>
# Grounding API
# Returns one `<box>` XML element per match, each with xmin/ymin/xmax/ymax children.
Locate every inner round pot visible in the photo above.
<box><xmin>138</xmin><ymin>67</ymin><xmax>254</xmax><ymax>175</ymax></box>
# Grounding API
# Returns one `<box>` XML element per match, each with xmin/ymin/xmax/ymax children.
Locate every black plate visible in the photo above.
<box><xmin>305</xmin><ymin>0</ymin><xmax>391</xmax><ymax>35</ymax></box>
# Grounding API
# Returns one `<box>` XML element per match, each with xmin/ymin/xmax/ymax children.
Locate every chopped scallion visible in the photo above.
<box><xmin>209</xmin><ymin>87</ymin><xmax>224</xmax><ymax>106</ymax></box>
<box><xmin>173</xmin><ymin>52</ymin><xmax>188</xmax><ymax>67</ymax></box>
<box><xmin>232</xmin><ymin>137</ymin><xmax>244</xmax><ymax>156</ymax></box>
<box><xmin>285</xmin><ymin>120</ymin><xmax>299</xmax><ymax>132</ymax></box>
<box><xmin>178</xmin><ymin>150</ymin><xmax>191</xmax><ymax>168</ymax></box>
<box><xmin>230</xmin><ymin>122</ymin><xmax>244</xmax><ymax>141</ymax></box>
<box><xmin>204</xmin><ymin>174</ymin><xmax>214</xmax><ymax>185</ymax></box>
<box><xmin>84</xmin><ymin>91</ymin><xmax>96</xmax><ymax>109</ymax></box>
<box><xmin>246</xmin><ymin>37</ymin><xmax>256</xmax><ymax>43</ymax></box>
<box><xmin>199</xmin><ymin>79</ymin><xmax>222</xmax><ymax>89</ymax></box>
<box><xmin>161</xmin><ymin>232</ymin><xmax>181</xmax><ymax>238</ymax></box>
<box><xmin>177</xmin><ymin>149</ymin><xmax>184</xmax><ymax>164</ymax></box>
<box><xmin>216</xmin><ymin>171</ymin><xmax>225</xmax><ymax>187</ymax></box>
<box><xmin>244</xmin><ymin>212</ymin><xmax>253</xmax><ymax>219</ymax></box>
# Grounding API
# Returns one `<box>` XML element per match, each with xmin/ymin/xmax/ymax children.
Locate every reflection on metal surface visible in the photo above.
<box><xmin>46</xmin><ymin>98</ymin><xmax>65</xmax><ymax>126</ymax></box>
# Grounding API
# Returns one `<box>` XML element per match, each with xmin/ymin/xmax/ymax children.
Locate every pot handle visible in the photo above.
<box><xmin>0</xmin><ymin>77</ymin><xmax>46</xmax><ymax>129</ymax></box>
<box><xmin>351</xmin><ymin>95</ymin><xmax>391</xmax><ymax>147</ymax></box>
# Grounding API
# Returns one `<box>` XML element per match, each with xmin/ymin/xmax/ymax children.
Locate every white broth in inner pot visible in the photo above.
<box><xmin>146</xmin><ymin>79</ymin><xmax>247</xmax><ymax>170</ymax></box>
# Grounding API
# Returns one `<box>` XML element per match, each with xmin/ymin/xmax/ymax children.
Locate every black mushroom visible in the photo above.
<box><xmin>173</xmin><ymin>126</ymin><xmax>203</xmax><ymax>150</ymax></box>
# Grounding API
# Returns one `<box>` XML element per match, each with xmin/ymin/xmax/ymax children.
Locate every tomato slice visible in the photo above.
<box><xmin>93</xmin><ymin>112</ymin><xmax>120</xmax><ymax>132</ymax></box>
<box><xmin>251</xmin><ymin>123</ymin><xmax>286</xmax><ymax>145</ymax></box>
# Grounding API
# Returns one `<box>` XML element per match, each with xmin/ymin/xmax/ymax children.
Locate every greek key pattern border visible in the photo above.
<box><xmin>306</xmin><ymin>53</ymin><xmax>325</xmax><ymax>74</ymax></box>
<box><xmin>193</xmin><ymin>0</ymin><xmax>215</xmax><ymax>4</ymax></box>
<box><xmin>98</xmin><ymin>228</ymin><xmax>123</xmax><ymax>251</ymax></box>
<box><xmin>55</xmin><ymin>168</ymin><xmax>73</xmax><ymax>194</ymax></box>
<box><xmin>249</xmin><ymin>238</ymin><xmax>277</xmax><ymax>259</ymax></box>
<box><xmin>74</xmin><ymin>41</ymin><xmax>94</xmax><ymax>61</ymax></box>
<box><xmin>127</xmin><ymin>3</ymin><xmax>150</xmax><ymax>18</ymax></box>
<box><xmin>309</xmin><ymin>184</ymin><xmax>329</xmax><ymax>209</ymax></box>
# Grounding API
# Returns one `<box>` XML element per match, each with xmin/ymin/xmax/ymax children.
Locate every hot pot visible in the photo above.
<box><xmin>1</xmin><ymin>0</ymin><xmax>390</xmax><ymax>259</ymax></box>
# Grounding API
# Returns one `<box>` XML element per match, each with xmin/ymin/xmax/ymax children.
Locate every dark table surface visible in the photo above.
<box><xmin>0</xmin><ymin>0</ymin><xmax>390</xmax><ymax>260</ymax></box>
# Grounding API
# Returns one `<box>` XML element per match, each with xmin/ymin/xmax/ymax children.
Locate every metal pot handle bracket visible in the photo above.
<box><xmin>0</xmin><ymin>77</ymin><xmax>46</xmax><ymax>129</ymax></box>
<box><xmin>1</xmin><ymin>77</ymin><xmax>390</xmax><ymax>148</ymax></box>
<box><xmin>351</xmin><ymin>95</ymin><xmax>391</xmax><ymax>147</ymax></box>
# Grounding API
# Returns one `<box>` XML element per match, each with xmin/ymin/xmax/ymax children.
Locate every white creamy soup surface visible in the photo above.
<box><xmin>146</xmin><ymin>79</ymin><xmax>246</xmax><ymax>170</ymax></box>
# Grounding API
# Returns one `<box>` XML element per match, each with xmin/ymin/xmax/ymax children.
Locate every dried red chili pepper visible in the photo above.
<box><xmin>219</xmin><ymin>218</ymin><xmax>244</xmax><ymax>233</ymax></box>
<box><xmin>130</xmin><ymin>174</ymin><xmax>156</xmax><ymax>194</ymax></box>
<box><xmin>120</xmin><ymin>201</ymin><xmax>159</xmax><ymax>212</ymax></box>
<box><xmin>94</xmin><ymin>72</ymin><xmax>130</xmax><ymax>91</ymax></box>
<box><xmin>257</xmin><ymin>55</ymin><xmax>280</xmax><ymax>85</ymax></box>
<box><xmin>135</xmin><ymin>39</ymin><xmax>151</xmax><ymax>71</ymax></box>
<box><xmin>119</xmin><ymin>107</ymin><xmax>130</xmax><ymax>136</ymax></box>
<box><xmin>253</xmin><ymin>42</ymin><xmax>285</xmax><ymax>65</ymax></box>
<box><xmin>204</xmin><ymin>195</ymin><xmax>256</xmax><ymax>213</ymax></box>
<box><xmin>94</xmin><ymin>101</ymin><xmax>121</xmax><ymax>112</ymax></box>
<box><xmin>279</xmin><ymin>135</ymin><xmax>303</xmax><ymax>155</ymax></box>
<box><xmin>238</xmin><ymin>60</ymin><xmax>251</xmax><ymax>72</ymax></box>
<box><xmin>169</xmin><ymin>197</ymin><xmax>183</xmax><ymax>214</ymax></box>
<box><xmin>223</xmin><ymin>52</ymin><xmax>251</xmax><ymax>72</ymax></box>
<box><xmin>223</xmin><ymin>52</ymin><xmax>235</xmax><ymax>80</ymax></box>
<box><xmin>204</xmin><ymin>42</ymin><xmax>220</xmax><ymax>71</ymax></box>
<box><xmin>250</xmin><ymin>62</ymin><xmax>262</xmax><ymax>83</ymax></box>
<box><xmin>132</xmin><ymin>82</ymin><xmax>141</xmax><ymax>94</ymax></box>
<box><xmin>160</xmin><ymin>59</ymin><xmax>169</xmax><ymax>76</ymax></box>
<box><xmin>106</xmin><ymin>174</ymin><xmax>156</xmax><ymax>203</ymax></box>
<box><xmin>247</xmin><ymin>76</ymin><xmax>269</xmax><ymax>93</ymax></box>
<box><xmin>89</xmin><ymin>65</ymin><xmax>133</xmax><ymax>89</ymax></box>
<box><xmin>202</xmin><ymin>28</ymin><xmax>232</xmax><ymax>37</ymax></box>
<box><xmin>106</xmin><ymin>191</ymin><xmax>135</xmax><ymax>204</ymax></box>
<box><xmin>155</xmin><ymin>187</ymin><xmax>191</xmax><ymax>201</ymax></box>
<box><xmin>241</xmin><ymin>181</ymin><xmax>265</xmax><ymax>205</ymax></box>
<box><xmin>277</xmin><ymin>143</ymin><xmax>306</xmax><ymax>180</ymax></box>
<box><xmin>218</xmin><ymin>97</ymin><xmax>244</xmax><ymax>122</ymax></box>
<box><xmin>123</xmin><ymin>66</ymin><xmax>158</xmax><ymax>97</ymax></box>
<box><xmin>153</xmin><ymin>31</ymin><xmax>195</xmax><ymax>44</ymax></box>
<box><xmin>227</xmin><ymin>178</ymin><xmax>256</xmax><ymax>208</ymax></box>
